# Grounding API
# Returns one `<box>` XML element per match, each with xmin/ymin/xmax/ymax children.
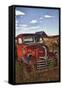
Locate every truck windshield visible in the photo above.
<box><xmin>23</xmin><ymin>36</ymin><xmax>35</xmax><ymax>44</ymax></box>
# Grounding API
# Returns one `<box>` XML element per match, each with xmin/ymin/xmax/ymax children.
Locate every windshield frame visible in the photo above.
<box><xmin>22</xmin><ymin>36</ymin><xmax>35</xmax><ymax>44</ymax></box>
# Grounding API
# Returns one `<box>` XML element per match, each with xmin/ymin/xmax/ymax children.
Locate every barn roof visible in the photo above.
<box><xmin>35</xmin><ymin>31</ymin><xmax>47</xmax><ymax>37</ymax></box>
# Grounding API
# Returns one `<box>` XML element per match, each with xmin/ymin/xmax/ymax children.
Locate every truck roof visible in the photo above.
<box><xmin>16</xmin><ymin>33</ymin><xmax>35</xmax><ymax>39</ymax></box>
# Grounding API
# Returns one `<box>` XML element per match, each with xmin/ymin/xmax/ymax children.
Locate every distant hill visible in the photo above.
<box><xmin>47</xmin><ymin>35</ymin><xmax>59</xmax><ymax>38</ymax></box>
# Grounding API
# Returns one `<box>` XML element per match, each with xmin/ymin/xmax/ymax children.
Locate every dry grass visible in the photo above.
<box><xmin>16</xmin><ymin>61</ymin><xmax>59</xmax><ymax>83</ymax></box>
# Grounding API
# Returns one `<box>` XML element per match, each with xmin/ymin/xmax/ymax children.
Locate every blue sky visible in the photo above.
<box><xmin>15</xmin><ymin>7</ymin><xmax>59</xmax><ymax>36</ymax></box>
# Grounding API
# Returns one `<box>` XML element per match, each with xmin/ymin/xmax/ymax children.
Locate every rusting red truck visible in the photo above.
<box><xmin>15</xmin><ymin>33</ymin><xmax>57</xmax><ymax>70</ymax></box>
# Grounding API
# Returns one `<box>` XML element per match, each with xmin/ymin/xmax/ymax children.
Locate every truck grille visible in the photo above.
<box><xmin>36</xmin><ymin>58</ymin><xmax>48</xmax><ymax>71</ymax></box>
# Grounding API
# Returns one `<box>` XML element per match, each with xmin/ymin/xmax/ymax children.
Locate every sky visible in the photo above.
<box><xmin>15</xmin><ymin>7</ymin><xmax>59</xmax><ymax>36</ymax></box>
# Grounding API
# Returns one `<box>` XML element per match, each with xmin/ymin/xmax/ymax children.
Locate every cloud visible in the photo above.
<box><xmin>16</xmin><ymin>25</ymin><xmax>40</xmax><ymax>30</ymax></box>
<box><xmin>44</xmin><ymin>15</ymin><xmax>53</xmax><ymax>18</ymax></box>
<box><xmin>30</xmin><ymin>20</ymin><xmax>37</xmax><ymax>24</ymax></box>
<box><xmin>19</xmin><ymin>24</ymin><xmax>28</xmax><ymax>27</ymax></box>
<box><xmin>27</xmin><ymin>26</ymin><xmax>40</xmax><ymax>30</ymax></box>
<box><xmin>39</xmin><ymin>17</ymin><xmax>43</xmax><ymax>22</ymax></box>
<box><xmin>16</xmin><ymin>10</ymin><xmax>25</xmax><ymax>16</ymax></box>
<box><xmin>40</xmin><ymin>17</ymin><xmax>43</xmax><ymax>20</ymax></box>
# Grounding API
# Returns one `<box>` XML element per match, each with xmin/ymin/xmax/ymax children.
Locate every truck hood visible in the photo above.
<box><xmin>25</xmin><ymin>43</ymin><xmax>47</xmax><ymax>49</ymax></box>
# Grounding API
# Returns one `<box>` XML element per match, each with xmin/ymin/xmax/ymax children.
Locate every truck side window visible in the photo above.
<box><xmin>35</xmin><ymin>37</ymin><xmax>39</xmax><ymax>42</ymax></box>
